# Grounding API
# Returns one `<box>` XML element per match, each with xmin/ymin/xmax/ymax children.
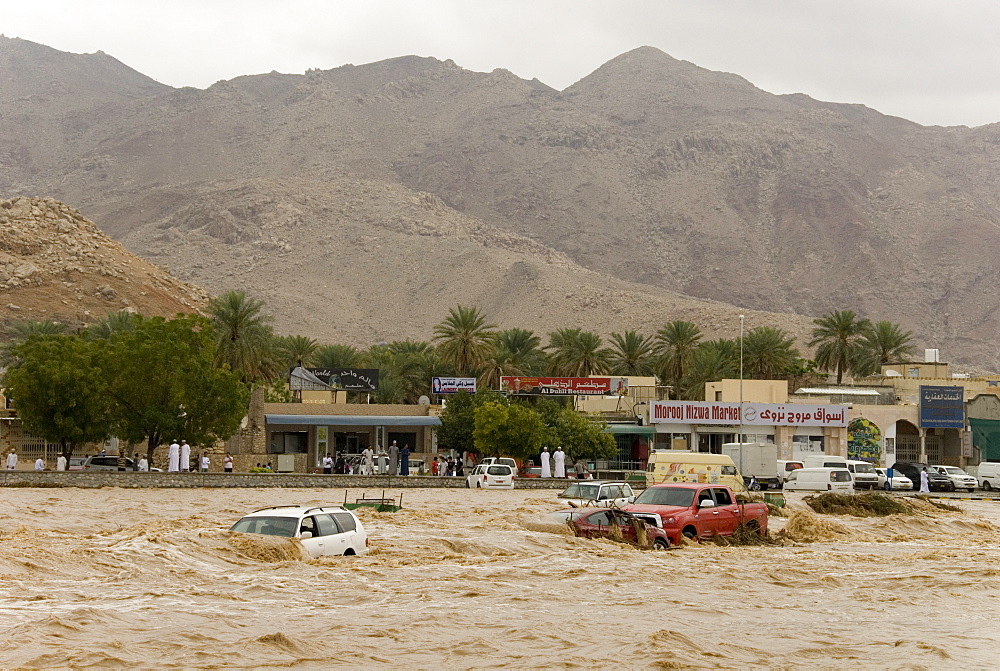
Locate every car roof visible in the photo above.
<box><xmin>243</xmin><ymin>505</ymin><xmax>348</xmax><ymax>517</ymax></box>
<box><xmin>647</xmin><ymin>482</ymin><xmax>723</xmax><ymax>489</ymax></box>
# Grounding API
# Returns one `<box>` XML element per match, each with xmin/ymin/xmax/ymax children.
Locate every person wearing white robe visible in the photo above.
<box><xmin>138</xmin><ymin>456</ymin><xmax>149</xmax><ymax>472</ymax></box>
<box><xmin>34</xmin><ymin>457</ymin><xmax>45</xmax><ymax>471</ymax></box>
<box><xmin>167</xmin><ymin>440</ymin><xmax>180</xmax><ymax>472</ymax></box>
<box><xmin>553</xmin><ymin>446</ymin><xmax>567</xmax><ymax>478</ymax></box>
<box><xmin>180</xmin><ymin>441</ymin><xmax>191</xmax><ymax>472</ymax></box>
<box><xmin>362</xmin><ymin>446</ymin><xmax>374</xmax><ymax>475</ymax></box>
<box><xmin>57</xmin><ymin>455</ymin><xmax>67</xmax><ymax>471</ymax></box>
<box><xmin>6</xmin><ymin>450</ymin><xmax>18</xmax><ymax>470</ymax></box>
<box><xmin>919</xmin><ymin>469</ymin><xmax>930</xmax><ymax>493</ymax></box>
<box><xmin>540</xmin><ymin>446</ymin><xmax>552</xmax><ymax>478</ymax></box>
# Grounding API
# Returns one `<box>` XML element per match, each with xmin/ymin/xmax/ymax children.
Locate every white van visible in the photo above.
<box><xmin>802</xmin><ymin>455</ymin><xmax>849</xmax><ymax>470</ymax></box>
<box><xmin>976</xmin><ymin>462</ymin><xmax>1000</xmax><ymax>491</ymax></box>
<box><xmin>846</xmin><ymin>460</ymin><xmax>879</xmax><ymax>489</ymax></box>
<box><xmin>777</xmin><ymin>460</ymin><xmax>804</xmax><ymax>483</ymax></box>
<box><xmin>783</xmin><ymin>467</ymin><xmax>854</xmax><ymax>493</ymax></box>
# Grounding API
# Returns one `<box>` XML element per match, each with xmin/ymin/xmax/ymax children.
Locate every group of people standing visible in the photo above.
<box><xmin>165</xmin><ymin>440</ymin><xmax>220</xmax><ymax>473</ymax></box>
<box><xmin>539</xmin><ymin>446</ymin><xmax>567</xmax><ymax>478</ymax></box>
<box><xmin>430</xmin><ymin>454</ymin><xmax>465</xmax><ymax>477</ymax></box>
<box><xmin>322</xmin><ymin>440</ymin><xmax>413</xmax><ymax>476</ymax></box>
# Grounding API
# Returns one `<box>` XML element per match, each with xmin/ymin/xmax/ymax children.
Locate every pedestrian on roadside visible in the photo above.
<box><xmin>34</xmin><ymin>457</ymin><xmax>45</xmax><ymax>471</ymax></box>
<box><xmin>138</xmin><ymin>455</ymin><xmax>149</xmax><ymax>472</ymax></box>
<box><xmin>362</xmin><ymin>445</ymin><xmax>374</xmax><ymax>475</ymax></box>
<box><xmin>919</xmin><ymin>468</ymin><xmax>930</xmax><ymax>493</ymax></box>
<box><xmin>540</xmin><ymin>446</ymin><xmax>551</xmax><ymax>478</ymax></box>
<box><xmin>400</xmin><ymin>444</ymin><xmax>411</xmax><ymax>476</ymax></box>
<box><xmin>167</xmin><ymin>440</ymin><xmax>180</xmax><ymax>472</ymax></box>
<box><xmin>553</xmin><ymin>446</ymin><xmax>567</xmax><ymax>478</ymax></box>
<box><xmin>335</xmin><ymin>453</ymin><xmax>346</xmax><ymax>474</ymax></box>
<box><xmin>322</xmin><ymin>452</ymin><xmax>333</xmax><ymax>474</ymax></box>
<box><xmin>377</xmin><ymin>446</ymin><xmax>388</xmax><ymax>474</ymax></box>
<box><xmin>133</xmin><ymin>452</ymin><xmax>141</xmax><ymax>471</ymax></box>
<box><xmin>57</xmin><ymin>454</ymin><xmax>67</xmax><ymax>471</ymax></box>
<box><xmin>5</xmin><ymin>449</ymin><xmax>17</xmax><ymax>470</ymax></box>
<box><xmin>574</xmin><ymin>459</ymin><xmax>590</xmax><ymax>479</ymax></box>
<box><xmin>200</xmin><ymin>453</ymin><xmax>210</xmax><ymax>472</ymax></box>
<box><xmin>224</xmin><ymin>453</ymin><xmax>234</xmax><ymax>473</ymax></box>
<box><xmin>431</xmin><ymin>456</ymin><xmax>439</xmax><ymax>476</ymax></box>
<box><xmin>388</xmin><ymin>441</ymin><xmax>399</xmax><ymax>476</ymax></box>
<box><xmin>456</xmin><ymin>458</ymin><xmax>465</xmax><ymax>477</ymax></box>
<box><xmin>180</xmin><ymin>440</ymin><xmax>191</xmax><ymax>472</ymax></box>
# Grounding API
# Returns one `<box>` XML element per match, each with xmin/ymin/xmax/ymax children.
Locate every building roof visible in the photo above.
<box><xmin>265</xmin><ymin>414</ymin><xmax>441</xmax><ymax>427</ymax></box>
<box><xmin>795</xmin><ymin>388</ymin><xmax>881</xmax><ymax>396</ymax></box>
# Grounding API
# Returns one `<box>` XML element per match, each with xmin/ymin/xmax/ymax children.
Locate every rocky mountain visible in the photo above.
<box><xmin>2</xmin><ymin>37</ymin><xmax>999</xmax><ymax>366</ymax></box>
<box><xmin>0</xmin><ymin>196</ymin><xmax>207</xmax><ymax>330</ymax></box>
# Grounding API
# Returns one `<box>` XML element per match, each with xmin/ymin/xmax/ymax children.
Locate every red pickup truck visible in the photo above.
<box><xmin>623</xmin><ymin>483</ymin><xmax>768</xmax><ymax>546</ymax></box>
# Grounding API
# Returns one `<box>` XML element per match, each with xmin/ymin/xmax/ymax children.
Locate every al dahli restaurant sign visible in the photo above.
<box><xmin>500</xmin><ymin>376</ymin><xmax>628</xmax><ymax>396</ymax></box>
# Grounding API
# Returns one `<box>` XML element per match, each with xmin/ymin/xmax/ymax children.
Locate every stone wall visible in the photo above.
<box><xmin>0</xmin><ymin>471</ymin><xmax>583</xmax><ymax>489</ymax></box>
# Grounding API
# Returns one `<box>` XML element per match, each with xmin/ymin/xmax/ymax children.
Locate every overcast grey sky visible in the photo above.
<box><xmin>6</xmin><ymin>1</ymin><xmax>999</xmax><ymax>127</ymax></box>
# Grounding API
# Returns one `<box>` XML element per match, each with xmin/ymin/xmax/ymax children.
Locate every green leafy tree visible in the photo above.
<box><xmin>2</xmin><ymin>320</ymin><xmax>69</xmax><ymax>366</ymax></box>
<box><xmin>609</xmin><ymin>330</ymin><xmax>656</xmax><ymax>376</ymax></box>
<box><xmin>481</xmin><ymin>328</ymin><xmax>548</xmax><ymax>389</ymax></box>
<box><xmin>84</xmin><ymin>310</ymin><xmax>140</xmax><ymax>341</ymax></box>
<box><xmin>3</xmin><ymin>335</ymin><xmax>112</xmax><ymax>459</ymax></box>
<box><xmin>809</xmin><ymin>310</ymin><xmax>871</xmax><ymax>384</ymax></box>
<box><xmin>655</xmin><ymin>320</ymin><xmax>703</xmax><ymax>395</ymax></box>
<box><xmin>437</xmin><ymin>390</ymin><xmax>493</xmax><ymax>453</ymax></box>
<box><xmin>433</xmin><ymin>305</ymin><xmax>496</xmax><ymax>377</ymax></box>
<box><xmin>547</xmin><ymin>329</ymin><xmax>612</xmax><ymax>377</ymax></box>
<box><xmin>275</xmin><ymin>334</ymin><xmax>319</xmax><ymax>368</ymax></box>
<box><xmin>743</xmin><ymin>327</ymin><xmax>799</xmax><ymax>379</ymax></box>
<box><xmin>855</xmin><ymin>321</ymin><xmax>916</xmax><ymax>377</ymax></box>
<box><xmin>473</xmin><ymin>400</ymin><xmax>545</xmax><ymax>460</ymax></box>
<box><xmin>103</xmin><ymin>315</ymin><xmax>249</xmax><ymax>460</ymax></box>
<box><xmin>535</xmin><ymin>400</ymin><xmax>616</xmax><ymax>462</ymax></box>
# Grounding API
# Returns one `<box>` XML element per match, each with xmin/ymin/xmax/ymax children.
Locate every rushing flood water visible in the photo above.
<box><xmin>1</xmin><ymin>487</ymin><xmax>999</xmax><ymax>667</ymax></box>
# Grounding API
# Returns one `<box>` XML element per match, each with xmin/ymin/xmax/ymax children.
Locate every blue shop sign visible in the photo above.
<box><xmin>919</xmin><ymin>385</ymin><xmax>964</xmax><ymax>428</ymax></box>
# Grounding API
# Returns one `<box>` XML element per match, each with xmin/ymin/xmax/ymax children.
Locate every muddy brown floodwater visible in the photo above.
<box><xmin>1</xmin><ymin>487</ymin><xmax>999</xmax><ymax>668</ymax></box>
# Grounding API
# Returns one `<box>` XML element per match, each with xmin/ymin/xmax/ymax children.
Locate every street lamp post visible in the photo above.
<box><xmin>739</xmin><ymin>314</ymin><xmax>745</xmax><ymax>447</ymax></box>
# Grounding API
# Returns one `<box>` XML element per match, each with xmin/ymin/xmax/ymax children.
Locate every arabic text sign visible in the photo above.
<box><xmin>432</xmin><ymin>377</ymin><xmax>477</xmax><ymax>394</ymax></box>
<box><xmin>650</xmin><ymin>401</ymin><xmax>849</xmax><ymax>427</ymax></box>
<box><xmin>919</xmin><ymin>385</ymin><xmax>964</xmax><ymax>428</ymax></box>
<box><xmin>500</xmin><ymin>376</ymin><xmax>628</xmax><ymax>396</ymax></box>
<box><xmin>306</xmin><ymin>368</ymin><xmax>379</xmax><ymax>392</ymax></box>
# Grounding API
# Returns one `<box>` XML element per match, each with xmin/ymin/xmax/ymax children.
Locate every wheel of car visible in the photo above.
<box><xmin>948</xmin><ymin>483</ymin><xmax>956</xmax><ymax>492</ymax></box>
<box><xmin>682</xmin><ymin>527</ymin><xmax>697</xmax><ymax>540</ymax></box>
<box><xmin>653</xmin><ymin>537</ymin><xmax>669</xmax><ymax>550</ymax></box>
<box><xmin>969</xmin><ymin>488</ymin><xmax>976</xmax><ymax>493</ymax></box>
<box><xmin>883</xmin><ymin>481</ymin><xmax>892</xmax><ymax>491</ymax></box>
<box><xmin>476</xmin><ymin>481</ymin><xmax>481</xmax><ymax>488</ymax></box>
<box><xmin>984</xmin><ymin>481</ymin><xmax>993</xmax><ymax>491</ymax></box>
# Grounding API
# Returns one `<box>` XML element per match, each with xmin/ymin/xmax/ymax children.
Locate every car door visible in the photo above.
<box><xmin>695</xmin><ymin>488</ymin><xmax>718</xmax><ymax>536</ymax></box>
<box><xmin>329</xmin><ymin>512</ymin><xmax>359</xmax><ymax>553</ymax></box>
<box><xmin>315</xmin><ymin>513</ymin><xmax>350</xmax><ymax>555</ymax></box>
<box><xmin>581</xmin><ymin>510</ymin><xmax>613</xmax><ymax>538</ymax></box>
<box><xmin>710</xmin><ymin>487</ymin><xmax>740</xmax><ymax>535</ymax></box>
<box><xmin>297</xmin><ymin>515</ymin><xmax>326</xmax><ymax>557</ymax></box>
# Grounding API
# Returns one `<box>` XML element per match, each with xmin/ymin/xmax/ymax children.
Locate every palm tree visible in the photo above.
<box><xmin>547</xmin><ymin>329</ymin><xmax>612</xmax><ymax>377</ymax></box>
<box><xmin>208</xmin><ymin>290</ymin><xmax>281</xmax><ymax>384</ymax></box>
<box><xmin>609</xmin><ymin>331</ymin><xmax>655</xmax><ymax>376</ymax></box>
<box><xmin>481</xmin><ymin>328</ymin><xmax>548</xmax><ymax>389</ymax></box>
<box><xmin>315</xmin><ymin>344</ymin><xmax>363</xmax><ymax>369</ymax></box>
<box><xmin>432</xmin><ymin>305</ymin><xmax>496</xmax><ymax>377</ymax></box>
<box><xmin>743</xmin><ymin>327</ymin><xmax>799</xmax><ymax>379</ymax></box>
<box><xmin>84</xmin><ymin>311</ymin><xmax>139</xmax><ymax>340</ymax></box>
<box><xmin>275</xmin><ymin>334</ymin><xmax>319</xmax><ymax>368</ymax></box>
<box><xmin>809</xmin><ymin>310</ymin><xmax>870</xmax><ymax>384</ymax></box>
<box><xmin>654</xmin><ymin>320</ymin><xmax>703</xmax><ymax>394</ymax></box>
<box><xmin>677</xmin><ymin>340</ymin><xmax>739</xmax><ymax>400</ymax></box>
<box><xmin>9</xmin><ymin>319</ymin><xmax>68</xmax><ymax>339</ymax></box>
<box><xmin>855</xmin><ymin>321</ymin><xmax>915</xmax><ymax>377</ymax></box>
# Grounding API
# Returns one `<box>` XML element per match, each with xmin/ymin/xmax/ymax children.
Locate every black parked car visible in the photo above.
<box><xmin>890</xmin><ymin>462</ymin><xmax>954</xmax><ymax>492</ymax></box>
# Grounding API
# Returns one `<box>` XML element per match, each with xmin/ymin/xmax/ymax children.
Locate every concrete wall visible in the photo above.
<box><xmin>0</xmin><ymin>471</ymin><xmax>578</xmax><ymax>489</ymax></box>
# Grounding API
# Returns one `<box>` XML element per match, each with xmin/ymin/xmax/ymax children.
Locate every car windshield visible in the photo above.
<box><xmin>831</xmin><ymin>470</ymin><xmax>852</xmax><ymax>482</ymax></box>
<box><xmin>633</xmin><ymin>488</ymin><xmax>696</xmax><ymax>507</ymax></box>
<box><xmin>943</xmin><ymin>467</ymin><xmax>966</xmax><ymax>475</ymax></box>
<box><xmin>560</xmin><ymin>483</ymin><xmax>600</xmax><ymax>499</ymax></box>
<box><xmin>230</xmin><ymin>516</ymin><xmax>299</xmax><ymax>537</ymax></box>
<box><xmin>853</xmin><ymin>463</ymin><xmax>876</xmax><ymax>474</ymax></box>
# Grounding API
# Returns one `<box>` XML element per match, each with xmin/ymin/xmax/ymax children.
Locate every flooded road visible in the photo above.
<box><xmin>1</xmin><ymin>487</ymin><xmax>999</xmax><ymax>667</ymax></box>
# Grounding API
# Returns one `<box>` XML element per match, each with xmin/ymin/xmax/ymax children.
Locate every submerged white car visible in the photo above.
<box><xmin>466</xmin><ymin>463</ymin><xmax>515</xmax><ymax>489</ymax></box>
<box><xmin>230</xmin><ymin>505</ymin><xmax>369</xmax><ymax>557</ymax></box>
<box><xmin>931</xmin><ymin>465</ymin><xmax>978</xmax><ymax>493</ymax></box>
<box><xmin>874</xmin><ymin>467</ymin><xmax>913</xmax><ymax>491</ymax></box>
<box><xmin>557</xmin><ymin>481</ymin><xmax>636</xmax><ymax>508</ymax></box>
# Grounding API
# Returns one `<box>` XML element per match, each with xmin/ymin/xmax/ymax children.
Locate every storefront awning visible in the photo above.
<box><xmin>605</xmin><ymin>424</ymin><xmax>657</xmax><ymax>435</ymax></box>
<box><xmin>265</xmin><ymin>414</ymin><xmax>441</xmax><ymax>427</ymax></box>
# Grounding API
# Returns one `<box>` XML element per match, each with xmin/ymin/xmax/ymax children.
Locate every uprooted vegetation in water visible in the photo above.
<box><xmin>781</xmin><ymin>510</ymin><xmax>853</xmax><ymax>542</ymax></box>
<box><xmin>709</xmin><ymin>522</ymin><xmax>783</xmax><ymax>547</ymax></box>
<box><xmin>804</xmin><ymin>492</ymin><xmax>965</xmax><ymax>517</ymax></box>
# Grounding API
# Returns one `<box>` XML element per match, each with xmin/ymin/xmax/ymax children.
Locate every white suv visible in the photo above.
<box><xmin>931</xmin><ymin>465</ymin><xmax>977</xmax><ymax>493</ymax></box>
<box><xmin>466</xmin><ymin>464</ymin><xmax>515</xmax><ymax>489</ymax></box>
<box><xmin>230</xmin><ymin>505</ymin><xmax>369</xmax><ymax>557</ymax></box>
<box><xmin>558</xmin><ymin>481</ymin><xmax>636</xmax><ymax>508</ymax></box>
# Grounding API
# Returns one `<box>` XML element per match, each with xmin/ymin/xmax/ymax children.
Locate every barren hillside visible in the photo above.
<box><xmin>3</xmin><ymin>36</ymin><xmax>1000</xmax><ymax>366</ymax></box>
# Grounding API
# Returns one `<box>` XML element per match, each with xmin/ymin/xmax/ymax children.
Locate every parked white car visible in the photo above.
<box><xmin>557</xmin><ymin>481</ymin><xmax>636</xmax><ymax>508</ymax></box>
<box><xmin>466</xmin><ymin>463</ymin><xmax>515</xmax><ymax>489</ymax></box>
<box><xmin>874</xmin><ymin>467</ymin><xmax>913</xmax><ymax>491</ymax></box>
<box><xmin>931</xmin><ymin>465</ymin><xmax>978</xmax><ymax>493</ymax></box>
<box><xmin>230</xmin><ymin>505</ymin><xmax>369</xmax><ymax>557</ymax></box>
